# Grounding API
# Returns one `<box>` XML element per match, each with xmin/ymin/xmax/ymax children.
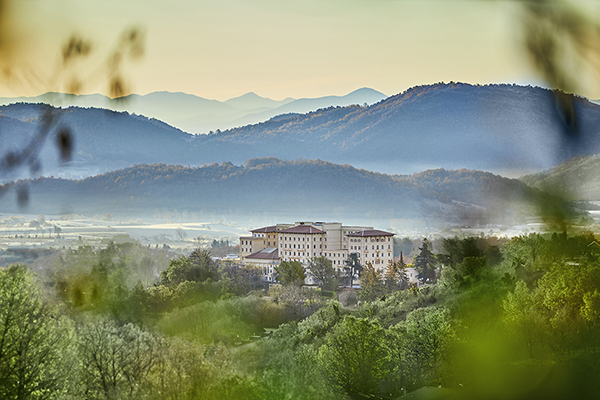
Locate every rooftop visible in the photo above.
<box><xmin>346</xmin><ymin>229</ymin><xmax>395</xmax><ymax>237</ymax></box>
<box><xmin>251</xmin><ymin>225</ymin><xmax>278</xmax><ymax>233</ymax></box>
<box><xmin>279</xmin><ymin>225</ymin><xmax>325</xmax><ymax>234</ymax></box>
<box><xmin>245</xmin><ymin>247</ymin><xmax>280</xmax><ymax>260</ymax></box>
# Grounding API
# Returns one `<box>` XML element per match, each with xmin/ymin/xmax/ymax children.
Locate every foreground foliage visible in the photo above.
<box><xmin>3</xmin><ymin>232</ymin><xmax>600</xmax><ymax>399</ymax></box>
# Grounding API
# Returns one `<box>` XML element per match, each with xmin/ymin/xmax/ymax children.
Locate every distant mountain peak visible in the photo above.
<box><xmin>226</xmin><ymin>91</ymin><xmax>268</xmax><ymax>101</ymax></box>
<box><xmin>347</xmin><ymin>87</ymin><xmax>387</xmax><ymax>97</ymax></box>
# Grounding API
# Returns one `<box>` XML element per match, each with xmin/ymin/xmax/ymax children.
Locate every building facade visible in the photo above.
<box><xmin>241</xmin><ymin>221</ymin><xmax>395</xmax><ymax>283</ymax></box>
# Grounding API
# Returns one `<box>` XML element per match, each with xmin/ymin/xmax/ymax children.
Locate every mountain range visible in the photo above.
<box><xmin>2</xmin><ymin>82</ymin><xmax>600</xmax><ymax>183</ymax></box>
<box><xmin>0</xmin><ymin>88</ymin><xmax>387</xmax><ymax>134</ymax></box>
<box><xmin>1</xmin><ymin>158</ymin><xmax>571</xmax><ymax>230</ymax></box>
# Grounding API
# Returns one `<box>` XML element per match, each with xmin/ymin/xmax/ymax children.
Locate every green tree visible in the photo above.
<box><xmin>383</xmin><ymin>255</ymin><xmax>409</xmax><ymax>293</ymax></box>
<box><xmin>318</xmin><ymin>316</ymin><xmax>389</xmax><ymax>396</ymax></box>
<box><xmin>360</xmin><ymin>263</ymin><xmax>384</xmax><ymax>302</ymax></box>
<box><xmin>414</xmin><ymin>238</ymin><xmax>437</xmax><ymax>284</ymax></box>
<box><xmin>160</xmin><ymin>256</ymin><xmax>192</xmax><ymax>285</ymax></box>
<box><xmin>79</xmin><ymin>319</ymin><xmax>161</xmax><ymax>399</ymax></box>
<box><xmin>160</xmin><ymin>249</ymin><xmax>218</xmax><ymax>285</ymax></box>
<box><xmin>391</xmin><ymin>307</ymin><xmax>450</xmax><ymax>389</ymax></box>
<box><xmin>344</xmin><ymin>252</ymin><xmax>362</xmax><ymax>288</ymax></box>
<box><xmin>275</xmin><ymin>261</ymin><xmax>305</xmax><ymax>286</ymax></box>
<box><xmin>308</xmin><ymin>256</ymin><xmax>339</xmax><ymax>291</ymax></box>
<box><xmin>0</xmin><ymin>265</ymin><xmax>77</xmax><ymax>400</ymax></box>
<box><xmin>535</xmin><ymin>261</ymin><xmax>600</xmax><ymax>350</ymax></box>
<box><xmin>503</xmin><ymin>280</ymin><xmax>549</xmax><ymax>357</ymax></box>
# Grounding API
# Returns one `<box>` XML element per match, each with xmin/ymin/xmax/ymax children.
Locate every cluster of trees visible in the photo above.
<box><xmin>255</xmin><ymin>232</ymin><xmax>600</xmax><ymax>398</ymax></box>
<box><xmin>4</xmin><ymin>231</ymin><xmax>600</xmax><ymax>399</ymax></box>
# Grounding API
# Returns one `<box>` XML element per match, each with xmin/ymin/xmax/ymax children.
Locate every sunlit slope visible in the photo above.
<box><xmin>521</xmin><ymin>154</ymin><xmax>600</xmax><ymax>200</ymax></box>
<box><xmin>193</xmin><ymin>83</ymin><xmax>600</xmax><ymax>175</ymax></box>
<box><xmin>2</xmin><ymin>158</ymin><xmax>568</xmax><ymax>226</ymax></box>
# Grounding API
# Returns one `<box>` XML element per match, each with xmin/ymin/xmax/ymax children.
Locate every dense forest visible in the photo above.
<box><xmin>1</xmin><ymin>158</ymin><xmax>576</xmax><ymax>228</ymax></box>
<box><xmin>3</xmin><ymin>230</ymin><xmax>600</xmax><ymax>399</ymax></box>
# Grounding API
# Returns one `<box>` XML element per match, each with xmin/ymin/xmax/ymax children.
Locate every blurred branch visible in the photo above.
<box><xmin>0</xmin><ymin>0</ymin><xmax>145</xmax><ymax>206</ymax></box>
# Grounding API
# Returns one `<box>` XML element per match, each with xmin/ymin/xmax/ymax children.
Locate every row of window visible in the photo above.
<box><xmin>282</xmin><ymin>236</ymin><xmax>325</xmax><ymax>241</ymax></box>
<box><xmin>364</xmin><ymin>253</ymin><xmax>392</xmax><ymax>258</ymax></box>
<box><xmin>283</xmin><ymin>244</ymin><xmax>323</xmax><ymax>249</ymax></box>
<box><xmin>348</xmin><ymin>237</ymin><xmax>391</xmax><ymax>243</ymax></box>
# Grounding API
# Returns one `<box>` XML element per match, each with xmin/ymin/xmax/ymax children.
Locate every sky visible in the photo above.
<box><xmin>2</xmin><ymin>0</ymin><xmax>599</xmax><ymax>101</ymax></box>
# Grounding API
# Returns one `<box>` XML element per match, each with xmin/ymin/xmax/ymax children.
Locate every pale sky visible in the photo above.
<box><xmin>2</xmin><ymin>0</ymin><xmax>599</xmax><ymax>101</ymax></box>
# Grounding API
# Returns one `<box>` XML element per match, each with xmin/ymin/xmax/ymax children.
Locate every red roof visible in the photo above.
<box><xmin>346</xmin><ymin>230</ymin><xmax>395</xmax><ymax>237</ymax></box>
<box><xmin>251</xmin><ymin>225</ymin><xmax>278</xmax><ymax>233</ymax></box>
<box><xmin>279</xmin><ymin>225</ymin><xmax>324</xmax><ymax>234</ymax></box>
<box><xmin>245</xmin><ymin>248</ymin><xmax>280</xmax><ymax>260</ymax></box>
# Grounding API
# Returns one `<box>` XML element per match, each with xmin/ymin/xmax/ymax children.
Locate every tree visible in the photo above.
<box><xmin>344</xmin><ymin>252</ymin><xmax>363</xmax><ymax>288</ymax></box>
<box><xmin>414</xmin><ymin>238</ymin><xmax>437</xmax><ymax>284</ymax></box>
<box><xmin>175</xmin><ymin>227</ymin><xmax>188</xmax><ymax>241</ymax></box>
<box><xmin>275</xmin><ymin>261</ymin><xmax>305</xmax><ymax>286</ymax></box>
<box><xmin>307</xmin><ymin>256</ymin><xmax>339</xmax><ymax>291</ymax></box>
<box><xmin>383</xmin><ymin>254</ymin><xmax>409</xmax><ymax>293</ymax></box>
<box><xmin>188</xmin><ymin>248</ymin><xmax>219</xmax><ymax>281</ymax></box>
<box><xmin>0</xmin><ymin>265</ymin><xmax>76</xmax><ymax>400</ymax></box>
<box><xmin>160</xmin><ymin>249</ymin><xmax>218</xmax><ymax>285</ymax></box>
<box><xmin>219</xmin><ymin>264</ymin><xmax>267</xmax><ymax>295</ymax></box>
<box><xmin>79</xmin><ymin>319</ymin><xmax>161</xmax><ymax>399</ymax></box>
<box><xmin>388</xmin><ymin>307</ymin><xmax>450</xmax><ymax>390</ymax></box>
<box><xmin>160</xmin><ymin>256</ymin><xmax>192</xmax><ymax>285</ymax></box>
<box><xmin>360</xmin><ymin>263</ymin><xmax>384</xmax><ymax>302</ymax></box>
<box><xmin>318</xmin><ymin>316</ymin><xmax>389</xmax><ymax>396</ymax></box>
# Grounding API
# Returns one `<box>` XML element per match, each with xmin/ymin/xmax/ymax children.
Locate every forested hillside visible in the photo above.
<box><xmin>3</xmin><ymin>83</ymin><xmax>600</xmax><ymax>182</ymax></box>
<box><xmin>2</xmin><ymin>158</ymin><xmax>572</xmax><ymax>227</ymax></box>
<box><xmin>521</xmin><ymin>154</ymin><xmax>600</xmax><ymax>200</ymax></box>
<box><xmin>0</xmin><ymin>103</ymin><xmax>194</xmax><ymax>179</ymax></box>
<box><xmin>189</xmin><ymin>82</ymin><xmax>600</xmax><ymax>175</ymax></box>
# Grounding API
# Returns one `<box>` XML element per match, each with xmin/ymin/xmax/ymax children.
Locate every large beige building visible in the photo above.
<box><xmin>240</xmin><ymin>221</ymin><xmax>395</xmax><ymax>283</ymax></box>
